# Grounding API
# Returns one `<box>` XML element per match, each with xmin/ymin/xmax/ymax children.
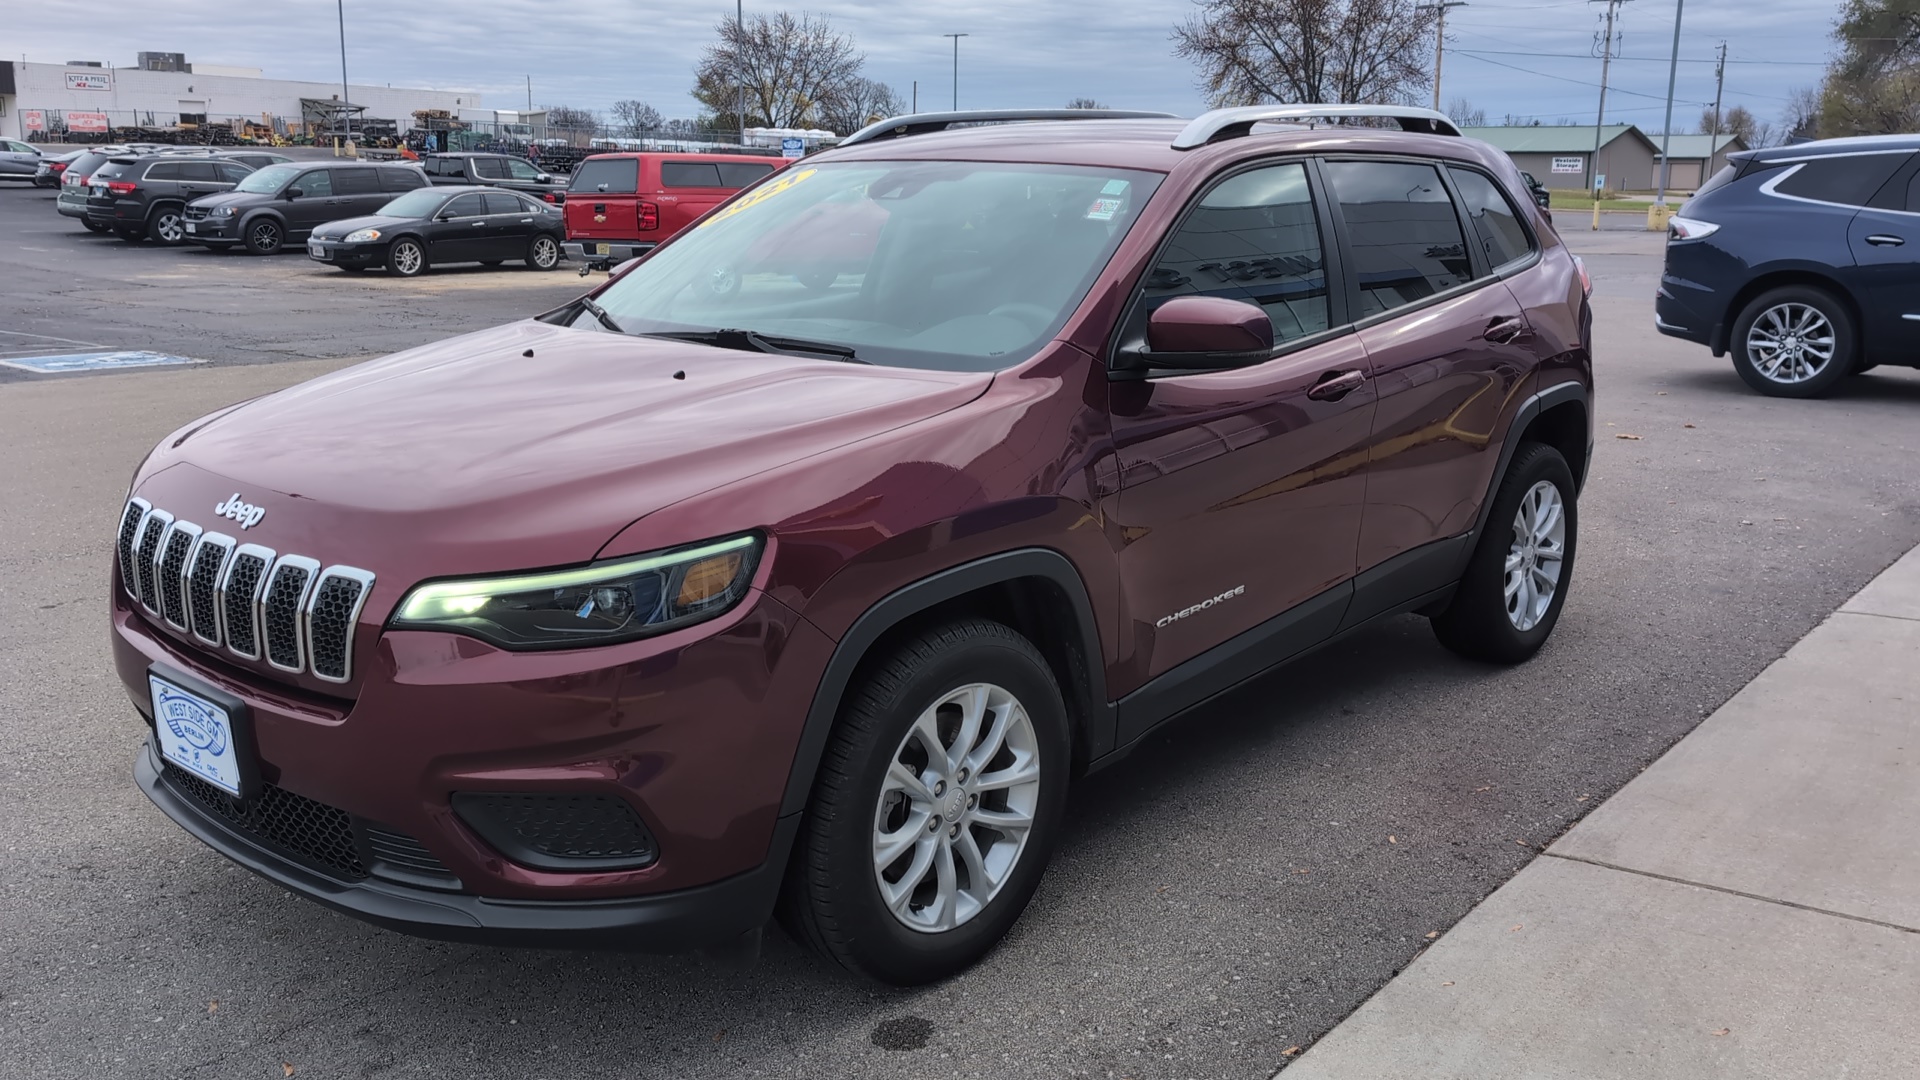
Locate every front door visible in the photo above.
<box><xmin>1846</xmin><ymin>166</ymin><xmax>1920</xmax><ymax>361</ymax></box>
<box><xmin>1110</xmin><ymin>160</ymin><xmax>1373</xmax><ymax>709</ymax></box>
<box><xmin>1321</xmin><ymin>159</ymin><xmax>1539</xmax><ymax>592</ymax></box>
<box><xmin>430</xmin><ymin>192</ymin><xmax>491</xmax><ymax>262</ymax></box>
<box><xmin>285</xmin><ymin>168</ymin><xmax>336</xmax><ymax>235</ymax></box>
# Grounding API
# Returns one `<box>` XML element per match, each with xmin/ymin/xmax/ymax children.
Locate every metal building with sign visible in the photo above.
<box><xmin>1457</xmin><ymin>124</ymin><xmax>1663</xmax><ymax>193</ymax></box>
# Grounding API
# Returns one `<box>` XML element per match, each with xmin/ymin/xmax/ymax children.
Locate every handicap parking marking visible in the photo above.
<box><xmin>0</xmin><ymin>350</ymin><xmax>201</xmax><ymax>374</ymax></box>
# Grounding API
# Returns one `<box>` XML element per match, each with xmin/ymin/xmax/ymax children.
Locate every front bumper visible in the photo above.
<box><xmin>306</xmin><ymin>237</ymin><xmax>387</xmax><ymax>266</ymax></box>
<box><xmin>183</xmin><ymin>216</ymin><xmax>238</xmax><ymax>244</ymax></box>
<box><xmin>563</xmin><ymin>239</ymin><xmax>654</xmax><ymax>268</ymax></box>
<box><xmin>137</xmin><ymin>740</ymin><xmax>797</xmax><ymax>948</ymax></box>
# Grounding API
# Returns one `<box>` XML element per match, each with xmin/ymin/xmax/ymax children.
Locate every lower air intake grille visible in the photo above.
<box><xmin>364</xmin><ymin>826</ymin><xmax>462</xmax><ymax>890</ymax></box>
<box><xmin>452</xmin><ymin>792</ymin><xmax>658</xmax><ymax>871</ymax></box>
<box><xmin>162</xmin><ymin>763</ymin><xmax>368</xmax><ymax>880</ymax></box>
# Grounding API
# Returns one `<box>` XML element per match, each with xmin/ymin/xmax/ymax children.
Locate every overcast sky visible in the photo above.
<box><xmin>11</xmin><ymin>0</ymin><xmax>1836</xmax><ymax>132</ymax></box>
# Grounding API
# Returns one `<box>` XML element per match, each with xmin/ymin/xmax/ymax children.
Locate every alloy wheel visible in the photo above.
<box><xmin>871</xmin><ymin>682</ymin><xmax>1042</xmax><ymax>934</ymax></box>
<box><xmin>1504</xmin><ymin>480</ymin><xmax>1567</xmax><ymax>632</ymax></box>
<box><xmin>154</xmin><ymin>211</ymin><xmax>183</xmax><ymax>243</ymax></box>
<box><xmin>392</xmin><ymin>241</ymin><xmax>423</xmax><ymax>275</ymax></box>
<box><xmin>248</xmin><ymin>221</ymin><xmax>281</xmax><ymax>253</ymax></box>
<box><xmin>1744</xmin><ymin>302</ymin><xmax>1835</xmax><ymax>385</ymax></box>
<box><xmin>531</xmin><ymin>236</ymin><xmax>559</xmax><ymax>268</ymax></box>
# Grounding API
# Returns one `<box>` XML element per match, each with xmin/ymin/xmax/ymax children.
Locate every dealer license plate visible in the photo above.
<box><xmin>184</xmin><ymin>223</ymin><xmax>197</xmax><ymax>234</ymax></box>
<box><xmin>595</xmin><ymin>243</ymin><xmax>611</xmax><ymax>256</ymax></box>
<box><xmin>308</xmin><ymin>244</ymin><xmax>329</xmax><ymax>260</ymax></box>
<box><xmin>150</xmin><ymin>674</ymin><xmax>244</xmax><ymax>796</ymax></box>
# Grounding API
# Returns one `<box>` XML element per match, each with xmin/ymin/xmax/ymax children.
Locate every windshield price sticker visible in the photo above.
<box><xmin>699</xmin><ymin>168</ymin><xmax>817</xmax><ymax>229</ymax></box>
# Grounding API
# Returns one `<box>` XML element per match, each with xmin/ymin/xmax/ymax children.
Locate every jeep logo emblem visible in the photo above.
<box><xmin>214</xmin><ymin>493</ymin><xmax>266</xmax><ymax>530</ymax></box>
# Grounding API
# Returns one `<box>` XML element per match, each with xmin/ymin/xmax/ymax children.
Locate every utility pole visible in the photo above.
<box><xmin>1418</xmin><ymin>2</ymin><xmax>1468</xmax><ymax>112</ymax></box>
<box><xmin>912</xmin><ymin>81</ymin><xmax>918</xmax><ymax>112</ymax></box>
<box><xmin>336</xmin><ymin>0</ymin><xmax>351</xmax><ymax>150</ymax></box>
<box><xmin>1707</xmin><ymin>42</ymin><xmax>1727</xmax><ymax>177</ymax></box>
<box><xmin>1588</xmin><ymin>0</ymin><xmax>1630</xmax><ymax>231</ymax></box>
<box><xmin>737</xmin><ymin>0</ymin><xmax>746</xmax><ymax>140</ymax></box>
<box><xmin>943</xmin><ymin>33</ymin><xmax>969</xmax><ymax>110</ymax></box>
<box><xmin>1652</xmin><ymin>0</ymin><xmax>1684</xmax><ymax>224</ymax></box>
<box><xmin>526</xmin><ymin>75</ymin><xmax>532</xmax><ymax>112</ymax></box>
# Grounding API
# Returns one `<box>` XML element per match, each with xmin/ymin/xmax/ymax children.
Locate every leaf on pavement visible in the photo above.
<box><xmin>1683</xmin><ymin>423</ymin><xmax>1696</xmax><ymax>428</ymax></box>
<box><xmin>1615</xmin><ymin>433</ymin><xmax>1642</xmax><ymax>440</ymax></box>
<box><xmin>1442</xmin><ymin>981</ymin><xmax>1455</xmax><ymax>987</ymax></box>
<box><xmin>1509</xmin><ymin>924</ymin><xmax>1524</xmax><ymax>932</ymax></box>
<box><xmin>1283</xmin><ymin>1046</ymin><xmax>1302</xmax><ymax>1056</ymax></box>
<box><xmin>282</xmin><ymin>1065</ymin><xmax>296</xmax><ymax>1078</ymax></box>
<box><xmin>206</xmin><ymin>1000</ymin><xmax>217</xmax><ymax>1014</ymax></box>
<box><xmin>1425</xmin><ymin>931</ymin><xmax>1439</xmax><ymax>939</ymax></box>
<box><xmin>1711</xmin><ymin>1028</ymin><xmax>1730</xmax><ymax>1037</ymax></box>
<box><xmin>1388</xmin><ymin>835</ymin><xmax>1398</xmax><ymax>844</ymax></box>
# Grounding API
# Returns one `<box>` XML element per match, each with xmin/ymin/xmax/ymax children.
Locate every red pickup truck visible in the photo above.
<box><xmin>562</xmin><ymin>151</ymin><xmax>786</xmax><ymax>268</ymax></box>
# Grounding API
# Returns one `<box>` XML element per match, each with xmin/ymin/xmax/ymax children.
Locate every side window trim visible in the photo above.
<box><xmin>1760</xmin><ymin>151</ymin><xmax>1915</xmax><ymax>212</ymax></box>
<box><xmin>1439</xmin><ymin>163</ymin><xmax>1543</xmax><ymax>281</ymax></box>
<box><xmin>1106</xmin><ymin>153</ymin><xmax>1352</xmax><ymax>379</ymax></box>
<box><xmin>1316</xmin><ymin>153</ymin><xmax>1501</xmax><ymax>332</ymax></box>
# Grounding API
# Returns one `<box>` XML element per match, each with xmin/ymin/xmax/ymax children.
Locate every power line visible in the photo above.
<box><xmin>1452</xmin><ymin>51</ymin><xmax>1712</xmax><ymax>106</ymax></box>
<box><xmin>1454</xmin><ymin>46</ymin><xmax>1825</xmax><ymax>66</ymax></box>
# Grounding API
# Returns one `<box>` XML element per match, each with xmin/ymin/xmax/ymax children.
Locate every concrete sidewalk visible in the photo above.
<box><xmin>1281</xmin><ymin>545</ymin><xmax>1920</xmax><ymax>1079</ymax></box>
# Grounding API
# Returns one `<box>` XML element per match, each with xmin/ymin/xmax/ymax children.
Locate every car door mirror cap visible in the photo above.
<box><xmin>1145</xmin><ymin>296</ymin><xmax>1275</xmax><ymax>357</ymax></box>
<box><xmin>283</xmin><ymin>188</ymin><xmax>300</xmax><ymax>200</ymax></box>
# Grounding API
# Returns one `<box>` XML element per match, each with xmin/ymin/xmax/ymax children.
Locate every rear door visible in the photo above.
<box><xmin>1326</xmin><ymin>158</ymin><xmax>1539</xmax><ymax>589</ymax></box>
<box><xmin>332</xmin><ymin>167</ymin><xmax>388</xmax><ymax>216</ymax></box>
<box><xmin>657</xmin><ymin>159</ymin><xmax>734</xmax><ymax>236</ymax></box>
<box><xmin>175</xmin><ymin>160</ymin><xmax>228</xmax><ymax>201</ymax></box>
<box><xmin>565</xmin><ymin>157</ymin><xmax>641</xmax><ymax>240</ymax></box>
<box><xmin>1843</xmin><ymin>153</ymin><xmax>1920</xmax><ymax>359</ymax></box>
<box><xmin>481</xmin><ymin>191</ymin><xmax>532</xmax><ymax>259</ymax></box>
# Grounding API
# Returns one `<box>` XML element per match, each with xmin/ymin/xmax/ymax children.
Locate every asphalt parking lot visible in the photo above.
<box><xmin>3</xmin><ymin>179</ymin><xmax>1918</xmax><ymax>1080</ymax></box>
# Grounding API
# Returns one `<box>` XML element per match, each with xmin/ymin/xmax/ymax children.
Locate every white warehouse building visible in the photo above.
<box><xmin>0</xmin><ymin>56</ymin><xmax>480</xmax><ymax>141</ymax></box>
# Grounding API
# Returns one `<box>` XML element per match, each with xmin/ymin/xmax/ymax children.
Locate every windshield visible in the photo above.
<box><xmin>379</xmin><ymin>188</ymin><xmax>451</xmax><ymax>218</ymax></box>
<box><xmin>580</xmin><ymin>160</ymin><xmax>1164</xmax><ymax>372</ymax></box>
<box><xmin>234</xmin><ymin>164</ymin><xmax>300</xmax><ymax>194</ymax></box>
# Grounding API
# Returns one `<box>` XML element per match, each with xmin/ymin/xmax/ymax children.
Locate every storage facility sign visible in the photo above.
<box><xmin>65</xmin><ymin>71</ymin><xmax>113</xmax><ymax>92</ymax></box>
<box><xmin>65</xmin><ymin>112</ymin><xmax>111</xmax><ymax>133</ymax></box>
<box><xmin>1551</xmin><ymin>156</ymin><xmax>1583</xmax><ymax>174</ymax></box>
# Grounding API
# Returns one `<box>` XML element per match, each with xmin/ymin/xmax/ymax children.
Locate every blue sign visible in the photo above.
<box><xmin>0</xmin><ymin>351</ymin><xmax>197</xmax><ymax>374</ymax></box>
<box><xmin>781</xmin><ymin>137</ymin><xmax>805</xmax><ymax>159</ymax></box>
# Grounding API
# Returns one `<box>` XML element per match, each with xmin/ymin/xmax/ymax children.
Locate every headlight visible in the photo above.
<box><xmin>390</xmin><ymin>534</ymin><xmax>761</xmax><ymax>650</ymax></box>
<box><xmin>215</xmin><ymin>206</ymin><xmax>238</xmax><ymax>217</ymax></box>
<box><xmin>343</xmin><ymin>228</ymin><xmax>381</xmax><ymax>243</ymax></box>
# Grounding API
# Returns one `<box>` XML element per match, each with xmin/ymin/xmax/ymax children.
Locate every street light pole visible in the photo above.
<box><xmin>337</xmin><ymin>0</ymin><xmax>351</xmax><ymax>148</ymax></box>
<box><xmin>1588</xmin><ymin>0</ymin><xmax>1631</xmax><ymax>231</ymax></box>
<box><xmin>737</xmin><ymin>0</ymin><xmax>746</xmax><ymax>141</ymax></box>
<box><xmin>1653</xmin><ymin>0</ymin><xmax>1685</xmax><ymax>219</ymax></box>
<box><xmin>1417</xmin><ymin>2</ymin><xmax>1468</xmax><ymax>113</ymax></box>
<box><xmin>943</xmin><ymin>33</ymin><xmax>968</xmax><ymax>110</ymax></box>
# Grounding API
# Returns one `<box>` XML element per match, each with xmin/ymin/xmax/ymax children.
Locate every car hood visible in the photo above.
<box><xmin>311</xmin><ymin>213</ymin><xmax>416</xmax><ymax>238</ymax></box>
<box><xmin>132</xmin><ymin>319</ymin><xmax>992</xmax><ymax>593</ymax></box>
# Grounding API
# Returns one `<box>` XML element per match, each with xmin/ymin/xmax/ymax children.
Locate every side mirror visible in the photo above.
<box><xmin>283</xmin><ymin>188</ymin><xmax>300</xmax><ymax>200</ymax></box>
<box><xmin>1142</xmin><ymin>296</ymin><xmax>1274</xmax><ymax>368</ymax></box>
<box><xmin>536</xmin><ymin>173</ymin><xmax>552</xmax><ymax>183</ymax></box>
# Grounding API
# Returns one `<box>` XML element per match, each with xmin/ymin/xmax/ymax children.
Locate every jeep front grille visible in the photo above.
<box><xmin>118</xmin><ymin>499</ymin><xmax>375</xmax><ymax>684</ymax></box>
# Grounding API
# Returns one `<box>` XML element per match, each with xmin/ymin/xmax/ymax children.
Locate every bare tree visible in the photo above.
<box><xmin>610</xmin><ymin>99</ymin><xmax>665</xmax><ymax>136</ymax></box>
<box><xmin>1173</xmin><ymin>0</ymin><xmax>1439</xmax><ymax>107</ymax></box>
<box><xmin>545</xmin><ymin>106</ymin><xmax>598</xmax><ymax>135</ymax></box>
<box><xmin>1445</xmin><ymin>96</ymin><xmax>1487</xmax><ymax>126</ymax></box>
<box><xmin>817</xmin><ymin>78</ymin><xmax>906</xmax><ymax>135</ymax></box>
<box><xmin>1065</xmin><ymin>97</ymin><xmax>1110</xmax><ymax>109</ymax></box>
<box><xmin>1822</xmin><ymin>0</ymin><xmax>1920</xmax><ymax>135</ymax></box>
<box><xmin>692</xmin><ymin>12</ymin><xmax>864</xmax><ymax>130</ymax></box>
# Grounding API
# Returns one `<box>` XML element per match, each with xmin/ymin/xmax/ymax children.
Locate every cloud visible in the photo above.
<box><xmin>8</xmin><ymin>0</ymin><xmax>1833</xmax><ymax>128</ymax></box>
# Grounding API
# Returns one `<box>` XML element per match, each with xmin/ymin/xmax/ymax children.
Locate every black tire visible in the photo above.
<box><xmin>780</xmin><ymin>619</ymin><xmax>1070</xmax><ymax>985</ymax></box>
<box><xmin>81</xmin><ymin>218</ymin><xmax>111</xmax><ymax>234</ymax></box>
<box><xmin>1729</xmin><ymin>285</ymin><xmax>1856</xmax><ymax>398</ymax></box>
<box><xmin>1431</xmin><ymin>442</ymin><xmax>1578</xmax><ymax>664</ymax></box>
<box><xmin>147</xmin><ymin>205</ymin><xmax>187</xmax><ymax>246</ymax></box>
<box><xmin>243</xmin><ymin>217</ymin><xmax>283</xmax><ymax>255</ymax></box>
<box><xmin>525</xmin><ymin>233</ymin><xmax>560</xmax><ymax>270</ymax></box>
<box><xmin>387</xmin><ymin>238</ymin><xmax>427</xmax><ymax>277</ymax></box>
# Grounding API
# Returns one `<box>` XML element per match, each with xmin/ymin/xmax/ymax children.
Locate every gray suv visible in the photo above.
<box><xmin>86</xmin><ymin>155</ymin><xmax>256</xmax><ymax>244</ymax></box>
<box><xmin>182</xmin><ymin>162</ymin><xmax>428</xmax><ymax>254</ymax></box>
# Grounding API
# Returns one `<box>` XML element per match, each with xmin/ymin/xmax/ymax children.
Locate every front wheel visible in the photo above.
<box><xmin>244</xmin><ymin>218</ymin><xmax>283</xmax><ymax>255</ymax></box>
<box><xmin>1431</xmin><ymin>442</ymin><xmax>1578</xmax><ymax>664</ymax></box>
<box><xmin>781</xmin><ymin>620</ymin><xmax>1069</xmax><ymax>985</ymax></box>
<box><xmin>387</xmin><ymin>238</ymin><xmax>427</xmax><ymax>276</ymax></box>
<box><xmin>525</xmin><ymin>234</ymin><xmax>560</xmax><ymax>270</ymax></box>
<box><xmin>1729</xmin><ymin>286</ymin><xmax>1856</xmax><ymax>398</ymax></box>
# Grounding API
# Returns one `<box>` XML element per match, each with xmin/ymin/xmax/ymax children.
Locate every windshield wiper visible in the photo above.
<box><xmin>577</xmin><ymin>296</ymin><xmax>626</xmax><ymax>334</ymax></box>
<box><xmin>645</xmin><ymin>328</ymin><xmax>865</xmax><ymax>363</ymax></box>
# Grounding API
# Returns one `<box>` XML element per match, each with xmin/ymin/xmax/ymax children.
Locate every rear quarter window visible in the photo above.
<box><xmin>717</xmin><ymin>162</ymin><xmax>777</xmax><ymax>187</ymax></box>
<box><xmin>380</xmin><ymin>167</ymin><xmax>426</xmax><ymax>192</ymax></box>
<box><xmin>570</xmin><ymin>158</ymin><xmax>639</xmax><ymax>194</ymax></box>
<box><xmin>142</xmin><ymin>162</ymin><xmax>180</xmax><ymax>180</ymax></box>
<box><xmin>1772</xmin><ymin>154</ymin><xmax>1910</xmax><ymax>207</ymax></box>
<box><xmin>333</xmin><ymin>169</ymin><xmax>382</xmax><ymax>195</ymax></box>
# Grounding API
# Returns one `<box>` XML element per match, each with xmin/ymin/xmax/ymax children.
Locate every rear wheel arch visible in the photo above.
<box><xmin>1467</xmin><ymin>381</ymin><xmax>1590</xmax><ymax>544</ymax></box>
<box><xmin>1715</xmin><ymin>269</ymin><xmax>1860</xmax><ymax>356</ymax></box>
<box><xmin>777</xmin><ymin>549</ymin><xmax>1113</xmax><ymax>820</ymax></box>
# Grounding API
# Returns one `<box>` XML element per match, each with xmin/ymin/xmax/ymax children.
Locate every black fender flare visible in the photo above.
<box><xmin>776</xmin><ymin>548</ymin><xmax>1111</xmax><ymax>817</ymax></box>
<box><xmin>1467</xmin><ymin>379</ymin><xmax>1590</xmax><ymax>542</ymax></box>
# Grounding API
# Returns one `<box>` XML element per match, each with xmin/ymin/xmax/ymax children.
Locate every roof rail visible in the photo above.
<box><xmin>839</xmin><ymin>108</ymin><xmax>1181</xmax><ymax>148</ymax></box>
<box><xmin>1172</xmin><ymin>105</ymin><xmax>1461</xmax><ymax>150</ymax></box>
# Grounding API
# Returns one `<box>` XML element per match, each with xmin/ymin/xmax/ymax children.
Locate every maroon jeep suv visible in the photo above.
<box><xmin>115</xmin><ymin>106</ymin><xmax>1593</xmax><ymax>985</ymax></box>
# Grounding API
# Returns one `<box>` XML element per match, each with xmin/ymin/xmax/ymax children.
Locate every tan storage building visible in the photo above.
<box><xmin>1458</xmin><ymin>124</ymin><xmax>1663</xmax><ymax>193</ymax></box>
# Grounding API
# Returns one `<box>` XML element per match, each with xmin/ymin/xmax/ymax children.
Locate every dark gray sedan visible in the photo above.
<box><xmin>305</xmin><ymin>185</ymin><xmax>566</xmax><ymax>276</ymax></box>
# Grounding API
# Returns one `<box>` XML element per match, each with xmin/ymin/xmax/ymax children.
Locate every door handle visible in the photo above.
<box><xmin>1307</xmin><ymin>369</ymin><xmax>1367</xmax><ymax>402</ymax></box>
<box><xmin>520</xmin><ymin>218</ymin><xmax>533</xmax><ymax>224</ymax></box>
<box><xmin>1866</xmin><ymin>234</ymin><xmax>1905</xmax><ymax>247</ymax></box>
<box><xmin>471</xmin><ymin>221</ymin><xmax>486</xmax><ymax>227</ymax></box>
<box><xmin>1484</xmin><ymin>315</ymin><xmax>1529</xmax><ymax>344</ymax></box>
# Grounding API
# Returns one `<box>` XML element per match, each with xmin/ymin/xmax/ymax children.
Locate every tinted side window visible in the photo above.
<box><xmin>291</xmin><ymin>170</ymin><xmax>333</xmax><ymax>197</ymax></box>
<box><xmin>1448</xmin><ymin>167</ymin><xmax>1533</xmax><ymax>271</ymax></box>
<box><xmin>145</xmin><ymin>161</ymin><xmax>182</xmax><ymax>180</ymax></box>
<box><xmin>381</xmin><ymin>167</ymin><xmax>426</xmax><ymax>191</ymax></box>
<box><xmin>333</xmin><ymin>169</ymin><xmax>381</xmax><ymax>195</ymax></box>
<box><xmin>216</xmin><ymin>162</ymin><xmax>252</xmax><ymax>183</ymax></box>
<box><xmin>483</xmin><ymin>192</ymin><xmax>523</xmax><ymax>215</ymax></box>
<box><xmin>503</xmin><ymin>158</ymin><xmax>541</xmax><ymax>180</ymax></box>
<box><xmin>570</xmin><ymin>158</ymin><xmax>638</xmax><ymax>193</ymax></box>
<box><xmin>1323</xmin><ymin>161</ymin><xmax>1471</xmax><ymax>319</ymax></box>
<box><xmin>717</xmin><ymin>162</ymin><xmax>776</xmax><ymax>187</ymax></box>
<box><xmin>444</xmin><ymin>193</ymin><xmax>488</xmax><ymax>217</ymax></box>
<box><xmin>1773</xmin><ymin>154</ymin><xmax>1909</xmax><ymax>207</ymax></box>
<box><xmin>1142</xmin><ymin>162</ymin><xmax>1329</xmax><ymax>345</ymax></box>
<box><xmin>180</xmin><ymin>161</ymin><xmax>220</xmax><ymax>181</ymax></box>
<box><xmin>472</xmin><ymin>157</ymin><xmax>507</xmax><ymax>179</ymax></box>
<box><xmin>661</xmin><ymin>161</ymin><xmax>724</xmax><ymax>187</ymax></box>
